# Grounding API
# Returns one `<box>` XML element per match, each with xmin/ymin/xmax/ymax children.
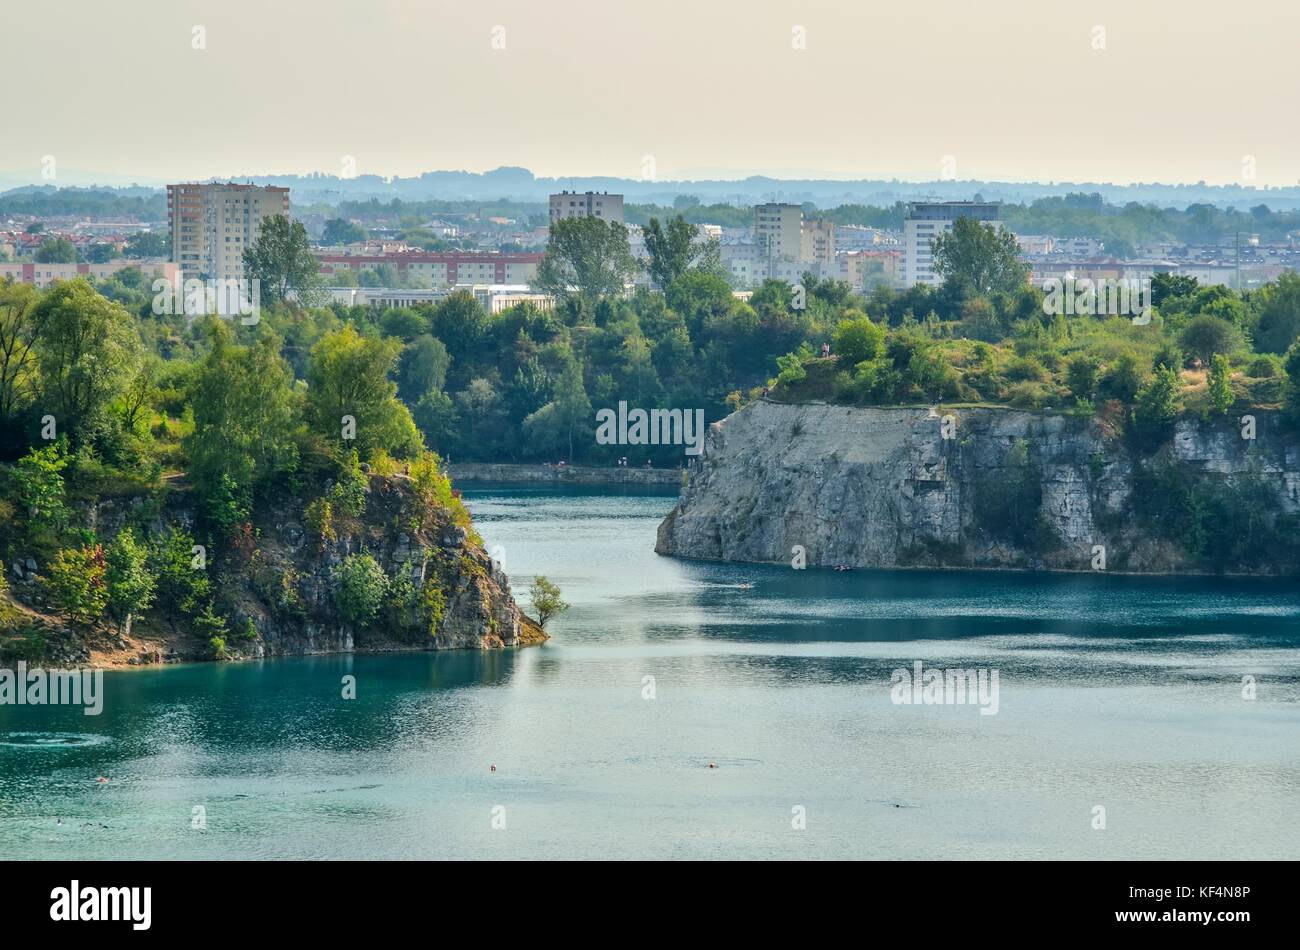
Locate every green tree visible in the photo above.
<box><xmin>105</xmin><ymin>528</ymin><xmax>156</xmax><ymax>632</ymax></box>
<box><xmin>1133</xmin><ymin>366</ymin><xmax>1183</xmax><ymax>444</ymax></box>
<box><xmin>527</xmin><ymin>575</ymin><xmax>568</xmax><ymax>628</ymax></box>
<box><xmin>1178</xmin><ymin>315</ymin><xmax>1242</xmax><ymax>365</ymax></box>
<box><xmin>523</xmin><ymin>356</ymin><xmax>591</xmax><ymax>462</ymax></box>
<box><xmin>1207</xmin><ymin>354</ymin><xmax>1234</xmax><ymax>414</ymax></box>
<box><xmin>148</xmin><ymin>527</ymin><xmax>210</xmax><ymax>619</ymax></box>
<box><xmin>243</xmin><ymin>214</ymin><xmax>324</xmax><ymax>305</ymax></box>
<box><xmin>185</xmin><ymin>321</ymin><xmax>302</xmax><ymax>500</ymax></box>
<box><xmin>1253</xmin><ymin>271</ymin><xmax>1300</xmax><ymax>354</ymax></box>
<box><xmin>832</xmin><ymin>316</ymin><xmax>886</xmax><ymax>366</ymax></box>
<box><xmin>643</xmin><ymin>215</ymin><xmax>721</xmax><ymax>289</ymax></box>
<box><xmin>534</xmin><ymin>216</ymin><xmax>638</xmax><ymax>313</ymax></box>
<box><xmin>0</xmin><ymin>281</ymin><xmax>45</xmax><ymax>434</ymax></box>
<box><xmin>8</xmin><ymin>442</ymin><xmax>68</xmax><ymax>526</ymax></box>
<box><xmin>398</xmin><ymin>334</ymin><xmax>451</xmax><ymax>403</ymax></box>
<box><xmin>1065</xmin><ymin>353</ymin><xmax>1100</xmax><ymax>401</ymax></box>
<box><xmin>83</xmin><ymin>243</ymin><xmax>116</xmax><ymax>263</ymax></box>
<box><xmin>306</xmin><ymin>325</ymin><xmax>423</xmax><ymax>459</ymax></box>
<box><xmin>35</xmin><ymin>237</ymin><xmax>77</xmax><ymax>263</ymax></box>
<box><xmin>32</xmin><ymin>279</ymin><xmax>140</xmax><ymax>444</ymax></box>
<box><xmin>124</xmin><ymin>231</ymin><xmax>169</xmax><ymax>258</ymax></box>
<box><xmin>44</xmin><ymin>544</ymin><xmax>109</xmax><ymax>625</ymax></box>
<box><xmin>1284</xmin><ymin>340</ymin><xmax>1300</xmax><ymax>424</ymax></box>
<box><xmin>931</xmin><ymin>217</ymin><xmax>1028</xmax><ymax>297</ymax></box>
<box><xmin>321</xmin><ymin>218</ymin><xmax>366</xmax><ymax>246</ymax></box>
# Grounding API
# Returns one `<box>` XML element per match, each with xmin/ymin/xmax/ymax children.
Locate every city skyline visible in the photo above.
<box><xmin>5</xmin><ymin>0</ymin><xmax>1300</xmax><ymax>188</ymax></box>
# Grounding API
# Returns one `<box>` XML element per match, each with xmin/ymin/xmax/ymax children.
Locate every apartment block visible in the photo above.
<box><xmin>315</xmin><ymin>252</ymin><xmax>544</xmax><ymax>288</ymax></box>
<box><xmin>168</xmin><ymin>182</ymin><xmax>291</xmax><ymax>281</ymax></box>
<box><xmin>549</xmin><ymin>191</ymin><xmax>625</xmax><ymax>225</ymax></box>
<box><xmin>901</xmin><ymin>201</ymin><xmax>1000</xmax><ymax>286</ymax></box>
<box><xmin>0</xmin><ymin>259</ymin><xmax>179</xmax><ymax>290</ymax></box>
<box><xmin>800</xmin><ymin>217</ymin><xmax>836</xmax><ymax>264</ymax></box>
<box><xmin>754</xmin><ymin>203</ymin><xmax>803</xmax><ymax>263</ymax></box>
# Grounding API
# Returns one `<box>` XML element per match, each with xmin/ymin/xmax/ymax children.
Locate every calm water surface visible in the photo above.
<box><xmin>2</xmin><ymin>485</ymin><xmax>1298</xmax><ymax>859</ymax></box>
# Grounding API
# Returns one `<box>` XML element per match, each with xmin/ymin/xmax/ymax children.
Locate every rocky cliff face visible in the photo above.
<box><xmin>6</xmin><ymin>474</ymin><xmax>543</xmax><ymax>667</ymax></box>
<box><xmin>656</xmin><ymin>401</ymin><xmax>1300</xmax><ymax>574</ymax></box>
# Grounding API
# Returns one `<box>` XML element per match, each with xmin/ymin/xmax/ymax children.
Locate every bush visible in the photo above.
<box><xmin>1064</xmin><ymin>353</ymin><xmax>1099</xmax><ymax>401</ymax></box>
<box><xmin>329</xmin><ymin>449</ymin><xmax>368</xmax><ymax>517</ymax></box>
<box><xmin>832</xmin><ymin>317</ymin><xmax>886</xmax><ymax>366</ymax></box>
<box><xmin>334</xmin><ymin>553</ymin><xmax>388</xmax><ymax>627</ymax></box>
<box><xmin>1247</xmin><ymin>354</ymin><xmax>1282</xmax><ymax>378</ymax></box>
<box><xmin>148</xmin><ymin>527</ymin><xmax>210</xmax><ymax>618</ymax></box>
<box><xmin>1005</xmin><ymin>356</ymin><xmax>1048</xmax><ymax>383</ymax></box>
<box><xmin>304</xmin><ymin>497</ymin><xmax>336</xmax><ymax>549</ymax></box>
<box><xmin>1132</xmin><ymin>366</ymin><xmax>1183</xmax><ymax>446</ymax></box>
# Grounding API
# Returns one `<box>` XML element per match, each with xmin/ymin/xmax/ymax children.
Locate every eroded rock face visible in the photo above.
<box><xmin>655</xmin><ymin>401</ymin><xmax>1300</xmax><ymax>574</ymax></box>
<box><xmin>6</xmin><ymin>474</ymin><xmax>542</xmax><ymax>666</ymax></box>
<box><xmin>239</xmin><ymin>475</ymin><xmax>533</xmax><ymax>656</ymax></box>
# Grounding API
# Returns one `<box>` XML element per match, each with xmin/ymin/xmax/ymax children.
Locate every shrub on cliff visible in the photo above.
<box><xmin>328</xmin><ymin>450</ymin><xmax>368</xmax><ymax>517</ymax></box>
<box><xmin>334</xmin><ymin>553</ymin><xmax>389</xmax><ymax>627</ymax></box>
<box><xmin>304</xmin><ymin>497</ymin><xmax>336</xmax><ymax>549</ymax></box>
<box><xmin>148</xmin><ymin>527</ymin><xmax>210</xmax><ymax>619</ymax></box>
<box><xmin>1131</xmin><ymin>366</ymin><xmax>1183</xmax><ymax>447</ymax></box>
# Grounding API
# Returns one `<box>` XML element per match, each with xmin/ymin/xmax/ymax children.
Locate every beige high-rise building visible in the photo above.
<box><xmin>753</xmin><ymin>202</ymin><xmax>802</xmax><ymax>264</ymax></box>
<box><xmin>549</xmin><ymin>191</ymin><xmax>624</xmax><ymax>225</ymax></box>
<box><xmin>801</xmin><ymin>217</ymin><xmax>836</xmax><ymax>264</ymax></box>
<box><xmin>168</xmin><ymin>182</ymin><xmax>291</xmax><ymax>281</ymax></box>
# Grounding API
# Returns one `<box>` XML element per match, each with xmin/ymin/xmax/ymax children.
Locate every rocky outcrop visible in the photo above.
<box><xmin>655</xmin><ymin>400</ymin><xmax>1300</xmax><ymax>574</ymax></box>
<box><xmin>3</xmin><ymin>474</ymin><xmax>544</xmax><ymax>667</ymax></box>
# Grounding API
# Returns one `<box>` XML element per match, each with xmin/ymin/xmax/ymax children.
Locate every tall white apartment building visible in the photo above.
<box><xmin>901</xmin><ymin>201</ymin><xmax>1000</xmax><ymax>286</ymax></box>
<box><xmin>754</xmin><ymin>203</ymin><xmax>803</xmax><ymax>265</ymax></box>
<box><xmin>549</xmin><ymin>191</ymin><xmax>624</xmax><ymax>225</ymax></box>
<box><xmin>168</xmin><ymin>182</ymin><xmax>291</xmax><ymax>281</ymax></box>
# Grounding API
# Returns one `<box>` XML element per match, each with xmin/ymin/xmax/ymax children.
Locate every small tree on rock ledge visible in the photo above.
<box><xmin>528</xmin><ymin>576</ymin><xmax>568</xmax><ymax>629</ymax></box>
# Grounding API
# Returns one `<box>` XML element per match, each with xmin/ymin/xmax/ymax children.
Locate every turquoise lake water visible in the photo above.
<box><xmin>2</xmin><ymin>484</ymin><xmax>1299</xmax><ymax>859</ymax></box>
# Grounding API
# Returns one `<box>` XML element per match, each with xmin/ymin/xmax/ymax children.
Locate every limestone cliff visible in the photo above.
<box><xmin>655</xmin><ymin>400</ymin><xmax>1300</xmax><ymax>575</ymax></box>
<box><xmin>4</xmin><ymin>474</ymin><xmax>544</xmax><ymax>667</ymax></box>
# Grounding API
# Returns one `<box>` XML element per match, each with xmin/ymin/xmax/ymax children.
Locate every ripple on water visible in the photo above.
<box><xmin>0</xmin><ymin>732</ymin><xmax>111</xmax><ymax>750</ymax></box>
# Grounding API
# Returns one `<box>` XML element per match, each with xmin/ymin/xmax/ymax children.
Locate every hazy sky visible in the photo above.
<box><xmin>6</xmin><ymin>0</ymin><xmax>1300</xmax><ymax>187</ymax></box>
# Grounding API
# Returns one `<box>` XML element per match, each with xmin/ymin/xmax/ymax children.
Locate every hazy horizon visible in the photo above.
<box><xmin>6</xmin><ymin>0</ymin><xmax>1300</xmax><ymax>189</ymax></box>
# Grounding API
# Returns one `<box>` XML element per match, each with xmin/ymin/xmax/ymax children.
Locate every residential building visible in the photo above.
<box><xmin>801</xmin><ymin>217</ymin><xmax>836</xmax><ymax>264</ymax></box>
<box><xmin>167</xmin><ymin>182</ymin><xmax>290</xmax><ymax>282</ymax></box>
<box><xmin>549</xmin><ymin>191</ymin><xmax>624</xmax><ymax>225</ymax></box>
<box><xmin>323</xmin><ymin>283</ymin><xmax>554</xmax><ymax>313</ymax></box>
<box><xmin>314</xmin><ymin>251</ymin><xmax>543</xmax><ymax>288</ymax></box>
<box><xmin>837</xmin><ymin>250</ymin><xmax>900</xmax><ymax>291</ymax></box>
<box><xmin>901</xmin><ymin>201</ymin><xmax>1000</xmax><ymax>286</ymax></box>
<box><xmin>753</xmin><ymin>202</ymin><xmax>802</xmax><ymax>264</ymax></box>
<box><xmin>0</xmin><ymin>259</ymin><xmax>179</xmax><ymax>289</ymax></box>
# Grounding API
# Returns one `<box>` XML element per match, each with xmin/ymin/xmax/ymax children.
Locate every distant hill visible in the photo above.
<box><xmin>6</xmin><ymin>166</ymin><xmax>1300</xmax><ymax>212</ymax></box>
